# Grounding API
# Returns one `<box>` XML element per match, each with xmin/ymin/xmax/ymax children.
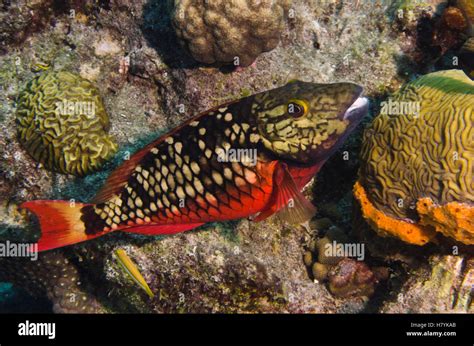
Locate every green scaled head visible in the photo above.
<box><xmin>252</xmin><ymin>80</ymin><xmax>368</xmax><ymax>164</ymax></box>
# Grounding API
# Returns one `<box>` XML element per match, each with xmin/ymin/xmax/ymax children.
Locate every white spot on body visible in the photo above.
<box><xmin>212</xmin><ymin>171</ymin><xmax>224</xmax><ymax>185</ymax></box>
<box><xmin>194</xmin><ymin>177</ymin><xmax>204</xmax><ymax>194</ymax></box>
<box><xmin>175</xmin><ymin>142</ymin><xmax>183</xmax><ymax>154</ymax></box>
<box><xmin>160</xmin><ymin>179</ymin><xmax>168</xmax><ymax>192</ymax></box>
<box><xmin>182</xmin><ymin>164</ymin><xmax>193</xmax><ymax>181</ymax></box>
<box><xmin>190</xmin><ymin>162</ymin><xmax>200</xmax><ymax>175</ymax></box>
<box><xmin>176</xmin><ymin>186</ymin><xmax>186</xmax><ymax>199</ymax></box>
<box><xmin>135</xmin><ymin>197</ymin><xmax>143</xmax><ymax>208</ymax></box>
<box><xmin>232</xmin><ymin>123</ymin><xmax>240</xmax><ymax>133</ymax></box>
<box><xmin>198</xmin><ymin>139</ymin><xmax>206</xmax><ymax>150</ymax></box>
<box><xmin>223</xmin><ymin>167</ymin><xmax>233</xmax><ymax>180</ymax></box>
<box><xmin>185</xmin><ymin>183</ymin><xmax>196</xmax><ymax>198</ymax></box>
<box><xmin>175</xmin><ymin>170</ymin><xmax>184</xmax><ymax>184</ymax></box>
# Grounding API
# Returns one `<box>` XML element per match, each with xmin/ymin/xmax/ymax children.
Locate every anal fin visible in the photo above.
<box><xmin>123</xmin><ymin>223</ymin><xmax>205</xmax><ymax>235</ymax></box>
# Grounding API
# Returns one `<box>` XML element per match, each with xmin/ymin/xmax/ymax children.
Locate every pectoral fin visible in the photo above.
<box><xmin>253</xmin><ymin>162</ymin><xmax>316</xmax><ymax>224</ymax></box>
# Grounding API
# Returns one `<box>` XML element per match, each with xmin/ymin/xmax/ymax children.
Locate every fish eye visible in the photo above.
<box><xmin>287</xmin><ymin>99</ymin><xmax>308</xmax><ymax>118</ymax></box>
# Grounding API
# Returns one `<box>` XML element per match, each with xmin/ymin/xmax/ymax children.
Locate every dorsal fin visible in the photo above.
<box><xmin>92</xmin><ymin>139</ymin><xmax>158</xmax><ymax>203</ymax></box>
<box><xmin>92</xmin><ymin>99</ymin><xmax>245</xmax><ymax>204</ymax></box>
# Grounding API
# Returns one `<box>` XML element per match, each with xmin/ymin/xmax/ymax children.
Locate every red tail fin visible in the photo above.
<box><xmin>20</xmin><ymin>200</ymin><xmax>102</xmax><ymax>252</ymax></box>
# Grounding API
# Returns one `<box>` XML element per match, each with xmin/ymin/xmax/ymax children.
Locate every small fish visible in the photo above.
<box><xmin>21</xmin><ymin>80</ymin><xmax>368</xmax><ymax>251</ymax></box>
<box><xmin>115</xmin><ymin>248</ymin><xmax>154</xmax><ymax>298</ymax></box>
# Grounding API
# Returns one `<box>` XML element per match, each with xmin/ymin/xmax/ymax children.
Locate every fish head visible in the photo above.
<box><xmin>253</xmin><ymin>80</ymin><xmax>368</xmax><ymax>164</ymax></box>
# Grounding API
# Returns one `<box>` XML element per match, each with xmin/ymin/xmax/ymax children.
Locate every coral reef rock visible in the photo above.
<box><xmin>172</xmin><ymin>0</ymin><xmax>289</xmax><ymax>67</ymax></box>
<box><xmin>381</xmin><ymin>255</ymin><xmax>473</xmax><ymax>313</ymax></box>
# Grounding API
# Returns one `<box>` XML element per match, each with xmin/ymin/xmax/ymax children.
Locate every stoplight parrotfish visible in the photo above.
<box><xmin>21</xmin><ymin>80</ymin><xmax>368</xmax><ymax>251</ymax></box>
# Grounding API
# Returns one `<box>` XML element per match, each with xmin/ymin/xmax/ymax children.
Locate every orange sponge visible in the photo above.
<box><xmin>354</xmin><ymin>181</ymin><xmax>474</xmax><ymax>245</ymax></box>
<box><xmin>417</xmin><ymin>198</ymin><xmax>474</xmax><ymax>245</ymax></box>
<box><xmin>353</xmin><ymin>181</ymin><xmax>436</xmax><ymax>245</ymax></box>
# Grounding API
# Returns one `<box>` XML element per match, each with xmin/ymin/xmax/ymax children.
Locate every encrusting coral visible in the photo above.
<box><xmin>355</xmin><ymin>70</ymin><xmax>474</xmax><ymax>245</ymax></box>
<box><xmin>172</xmin><ymin>0</ymin><xmax>289</xmax><ymax>67</ymax></box>
<box><xmin>16</xmin><ymin>71</ymin><xmax>117</xmax><ymax>176</ymax></box>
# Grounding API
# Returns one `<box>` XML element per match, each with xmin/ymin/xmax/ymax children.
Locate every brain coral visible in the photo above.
<box><xmin>172</xmin><ymin>0</ymin><xmax>289</xmax><ymax>67</ymax></box>
<box><xmin>16</xmin><ymin>71</ymin><xmax>117</xmax><ymax>176</ymax></box>
<box><xmin>355</xmin><ymin>70</ymin><xmax>474</xmax><ymax>245</ymax></box>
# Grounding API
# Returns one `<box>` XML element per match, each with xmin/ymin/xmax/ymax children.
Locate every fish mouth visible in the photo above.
<box><xmin>343</xmin><ymin>96</ymin><xmax>369</xmax><ymax>125</ymax></box>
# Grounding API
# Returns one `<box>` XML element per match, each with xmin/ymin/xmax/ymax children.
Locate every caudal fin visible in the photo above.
<box><xmin>20</xmin><ymin>200</ymin><xmax>101</xmax><ymax>252</ymax></box>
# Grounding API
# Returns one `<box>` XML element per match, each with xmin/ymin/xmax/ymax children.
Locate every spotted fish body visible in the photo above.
<box><xmin>21</xmin><ymin>81</ymin><xmax>369</xmax><ymax>251</ymax></box>
<box><xmin>83</xmin><ymin>101</ymin><xmax>276</xmax><ymax>233</ymax></box>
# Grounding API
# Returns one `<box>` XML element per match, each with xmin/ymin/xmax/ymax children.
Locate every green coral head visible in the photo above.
<box><xmin>16</xmin><ymin>71</ymin><xmax>117</xmax><ymax>176</ymax></box>
<box><xmin>359</xmin><ymin>69</ymin><xmax>474</xmax><ymax>221</ymax></box>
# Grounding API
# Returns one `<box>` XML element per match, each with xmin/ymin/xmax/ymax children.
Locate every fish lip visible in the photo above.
<box><xmin>343</xmin><ymin>96</ymin><xmax>369</xmax><ymax>124</ymax></box>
